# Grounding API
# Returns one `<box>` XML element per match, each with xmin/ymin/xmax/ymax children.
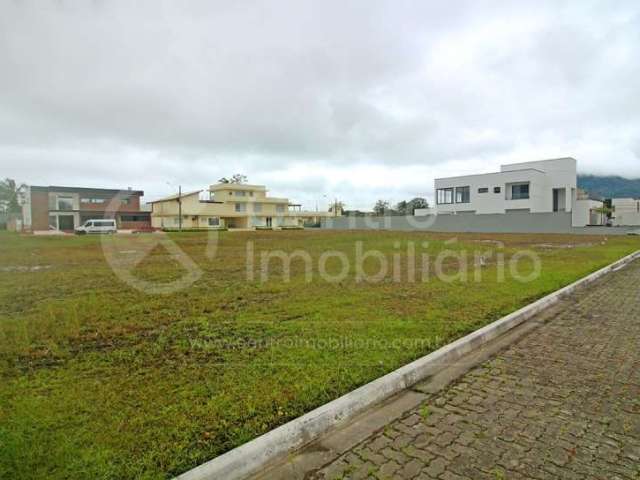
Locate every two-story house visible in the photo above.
<box><xmin>149</xmin><ymin>183</ymin><xmax>335</xmax><ymax>229</ymax></box>
<box><xmin>415</xmin><ymin>157</ymin><xmax>603</xmax><ymax>227</ymax></box>
<box><xmin>431</xmin><ymin>158</ymin><xmax>578</xmax><ymax>215</ymax></box>
<box><xmin>20</xmin><ymin>185</ymin><xmax>150</xmax><ymax>232</ymax></box>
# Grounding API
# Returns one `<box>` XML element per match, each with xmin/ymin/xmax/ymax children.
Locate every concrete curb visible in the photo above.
<box><xmin>175</xmin><ymin>250</ymin><xmax>640</xmax><ymax>480</ymax></box>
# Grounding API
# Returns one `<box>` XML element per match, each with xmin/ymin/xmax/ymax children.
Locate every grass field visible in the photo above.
<box><xmin>0</xmin><ymin>229</ymin><xmax>637</xmax><ymax>479</ymax></box>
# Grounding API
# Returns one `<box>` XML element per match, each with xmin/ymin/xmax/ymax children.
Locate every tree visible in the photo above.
<box><xmin>0</xmin><ymin>178</ymin><xmax>26</xmax><ymax>214</ymax></box>
<box><xmin>329</xmin><ymin>200</ymin><xmax>345</xmax><ymax>216</ymax></box>
<box><xmin>373</xmin><ymin>200</ymin><xmax>390</xmax><ymax>216</ymax></box>
<box><xmin>406</xmin><ymin>197</ymin><xmax>429</xmax><ymax>214</ymax></box>
<box><xmin>395</xmin><ymin>200</ymin><xmax>408</xmax><ymax>215</ymax></box>
<box><xmin>218</xmin><ymin>174</ymin><xmax>248</xmax><ymax>184</ymax></box>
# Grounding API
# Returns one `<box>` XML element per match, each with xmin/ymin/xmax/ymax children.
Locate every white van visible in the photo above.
<box><xmin>75</xmin><ymin>219</ymin><xmax>117</xmax><ymax>234</ymax></box>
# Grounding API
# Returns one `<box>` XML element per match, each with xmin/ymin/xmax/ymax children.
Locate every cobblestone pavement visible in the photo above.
<box><xmin>311</xmin><ymin>260</ymin><xmax>640</xmax><ymax>480</ymax></box>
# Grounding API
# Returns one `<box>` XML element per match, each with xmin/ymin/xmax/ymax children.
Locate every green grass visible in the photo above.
<box><xmin>0</xmin><ymin>230</ymin><xmax>637</xmax><ymax>479</ymax></box>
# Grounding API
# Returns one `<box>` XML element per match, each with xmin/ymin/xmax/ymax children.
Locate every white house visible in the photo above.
<box><xmin>415</xmin><ymin>158</ymin><xmax>603</xmax><ymax>227</ymax></box>
<box><xmin>612</xmin><ymin>198</ymin><xmax>640</xmax><ymax>226</ymax></box>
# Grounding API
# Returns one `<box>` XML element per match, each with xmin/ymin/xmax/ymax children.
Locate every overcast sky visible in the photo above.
<box><xmin>1</xmin><ymin>1</ymin><xmax>639</xmax><ymax>210</ymax></box>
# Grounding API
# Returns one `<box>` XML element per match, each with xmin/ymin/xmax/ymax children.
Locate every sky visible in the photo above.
<box><xmin>1</xmin><ymin>1</ymin><xmax>639</xmax><ymax>210</ymax></box>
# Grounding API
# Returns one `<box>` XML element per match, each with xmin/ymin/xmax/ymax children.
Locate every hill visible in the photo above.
<box><xmin>577</xmin><ymin>175</ymin><xmax>640</xmax><ymax>199</ymax></box>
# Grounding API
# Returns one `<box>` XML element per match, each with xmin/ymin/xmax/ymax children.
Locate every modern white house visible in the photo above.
<box><xmin>415</xmin><ymin>158</ymin><xmax>603</xmax><ymax>227</ymax></box>
<box><xmin>612</xmin><ymin>198</ymin><xmax>640</xmax><ymax>226</ymax></box>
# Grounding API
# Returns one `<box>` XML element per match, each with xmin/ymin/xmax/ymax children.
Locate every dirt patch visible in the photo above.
<box><xmin>0</xmin><ymin>265</ymin><xmax>52</xmax><ymax>272</ymax></box>
<box><xmin>532</xmin><ymin>242</ymin><xmax>598</xmax><ymax>249</ymax></box>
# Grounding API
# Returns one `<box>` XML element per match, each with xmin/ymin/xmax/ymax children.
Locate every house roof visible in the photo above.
<box><xmin>147</xmin><ymin>190</ymin><xmax>202</xmax><ymax>204</ymax></box>
<box><xmin>30</xmin><ymin>185</ymin><xmax>144</xmax><ymax>195</ymax></box>
<box><xmin>209</xmin><ymin>183</ymin><xmax>267</xmax><ymax>191</ymax></box>
<box><xmin>435</xmin><ymin>168</ymin><xmax>545</xmax><ymax>182</ymax></box>
<box><xmin>501</xmin><ymin>157</ymin><xmax>576</xmax><ymax>169</ymax></box>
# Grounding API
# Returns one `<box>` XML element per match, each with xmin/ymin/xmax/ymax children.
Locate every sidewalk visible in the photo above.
<box><xmin>260</xmin><ymin>259</ymin><xmax>640</xmax><ymax>480</ymax></box>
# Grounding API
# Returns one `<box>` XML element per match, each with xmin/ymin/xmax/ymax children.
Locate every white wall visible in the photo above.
<box><xmin>502</xmin><ymin>157</ymin><xmax>576</xmax><ymax>212</ymax></box>
<box><xmin>572</xmin><ymin>199</ymin><xmax>604</xmax><ymax>227</ymax></box>
<box><xmin>22</xmin><ymin>186</ymin><xmax>32</xmax><ymax>229</ymax></box>
<box><xmin>612</xmin><ymin>198</ymin><xmax>640</xmax><ymax>226</ymax></box>
<box><xmin>434</xmin><ymin>157</ymin><xmax>578</xmax><ymax>215</ymax></box>
<box><xmin>434</xmin><ymin>169</ymin><xmax>547</xmax><ymax>214</ymax></box>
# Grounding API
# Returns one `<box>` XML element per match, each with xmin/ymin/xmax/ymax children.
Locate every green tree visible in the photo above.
<box><xmin>0</xmin><ymin>178</ymin><xmax>26</xmax><ymax>213</ymax></box>
<box><xmin>406</xmin><ymin>197</ymin><xmax>429</xmax><ymax>214</ymax></box>
<box><xmin>218</xmin><ymin>174</ymin><xmax>248</xmax><ymax>184</ymax></box>
<box><xmin>395</xmin><ymin>200</ymin><xmax>408</xmax><ymax>215</ymax></box>
<box><xmin>373</xmin><ymin>200</ymin><xmax>390</xmax><ymax>216</ymax></box>
<box><xmin>328</xmin><ymin>200</ymin><xmax>345</xmax><ymax>215</ymax></box>
<box><xmin>394</xmin><ymin>197</ymin><xmax>428</xmax><ymax>215</ymax></box>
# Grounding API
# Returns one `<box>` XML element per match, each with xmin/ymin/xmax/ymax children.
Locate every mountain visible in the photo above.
<box><xmin>577</xmin><ymin>175</ymin><xmax>640</xmax><ymax>199</ymax></box>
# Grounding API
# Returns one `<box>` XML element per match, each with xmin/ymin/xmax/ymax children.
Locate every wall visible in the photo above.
<box><xmin>435</xmin><ymin>169</ymin><xmax>548</xmax><ymax>214</ymax></box>
<box><xmin>572</xmin><ymin>199</ymin><xmax>604</xmax><ymax>227</ymax></box>
<box><xmin>434</xmin><ymin>158</ymin><xmax>578</xmax><ymax>216</ymax></box>
<box><xmin>321</xmin><ymin>212</ymin><xmax>636</xmax><ymax>235</ymax></box>
<box><xmin>502</xmin><ymin>158</ymin><xmax>577</xmax><ymax>189</ymax></box>
<box><xmin>612</xmin><ymin>198</ymin><xmax>640</xmax><ymax>226</ymax></box>
<box><xmin>502</xmin><ymin>157</ymin><xmax>576</xmax><ymax>212</ymax></box>
<box><xmin>30</xmin><ymin>190</ymin><xmax>50</xmax><ymax>231</ymax></box>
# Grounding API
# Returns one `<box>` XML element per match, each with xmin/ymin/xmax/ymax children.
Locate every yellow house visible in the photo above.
<box><xmin>149</xmin><ymin>183</ymin><xmax>338</xmax><ymax>230</ymax></box>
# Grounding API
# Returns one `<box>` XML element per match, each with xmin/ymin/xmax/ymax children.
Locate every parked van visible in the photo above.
<box><xmin>75</xmin><ymin>219</ymin><xmax>117</xmax><ymax>234</ymax></box>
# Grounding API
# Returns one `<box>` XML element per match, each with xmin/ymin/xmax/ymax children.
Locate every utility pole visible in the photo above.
<box><xmin>178</xmin><ymin>185</ymin><xmax>182</xmax><ymax>231</ymax></box>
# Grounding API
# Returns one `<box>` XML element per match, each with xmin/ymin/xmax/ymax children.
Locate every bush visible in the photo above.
<box><xmin>280</xmin><ymin>225</ymin><xmax>304</xmax><ymax>230</ymax></box>
<box><xmin>161</xmin><ymin>227</ymin><xmax>228</xmax><ymax>232</ymax></box>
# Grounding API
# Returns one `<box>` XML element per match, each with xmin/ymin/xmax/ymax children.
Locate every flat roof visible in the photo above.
<box><xmin>501</xmin><ymin>157</ymin><xmax>576</xmax><ymax>168</ymax></box>
<box><xmin>435</xmin><ymin>167</ymin><xmax>545</xmax><ymax>181</ymax></box>
<box><xmin>209</xmin><ymin>183</ymin><xmax>267</xmax><ymax>191</ymax></box>
<box><xmin>30</xmin><ymin>185</ymin><xmax>144</xmax><ymax>195</ymax></box>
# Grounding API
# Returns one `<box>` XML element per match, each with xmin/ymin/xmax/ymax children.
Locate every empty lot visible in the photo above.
<box><xmin>0</xmin><ymin>230</ymin><xmax>637</xmax><ymax>479</ymax></box>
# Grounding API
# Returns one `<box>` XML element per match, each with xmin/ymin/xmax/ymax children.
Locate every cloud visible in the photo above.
<box><xmin>0</xmin><ymin>0</ymin><xmax>639</xmax><ymax>209</ymax></box>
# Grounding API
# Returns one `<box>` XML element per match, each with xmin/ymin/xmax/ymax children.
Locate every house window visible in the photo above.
<box><xmin>120</xmin><ymin>214</ymin><xmax>147</xmax><ymax>222</ymax></box>
<box><xmin>208</xmin><ymin>217</ymin><xmax>220</xmax><ymax>226</ymax></box>
<box><xmin>80</xmin><ymin>197</ymin><xmax>106</xmax><ymax>204</ymax></box>
<box><xmin>478</xmin><ymin>187</ymin><xmax>489</xmax><ymax>194</ymax></box>
<box><xmin>276</xmin><ymin>205</ymin><xmax>285</xmax><ymax>213</ymax></box>
<box><xmin>455</xmin><ymin>186</ymin><xmax>470</xmax><ymax>203</ymax></box>
<box><xmin>234</xmin><ymin>191</ymin><xmax>246</xmax><ymax>197</ymax></box>
<box><xmin>511</xmin><ymin>183</ymin><xmax>530</xmax><ymax>200</ymax></box>
<box><xmin>57</xmin><ymin>196</ymin><xmax>74</xmax><ymax>210</ymax></box>
<box><xmin>235</xmin><ymin>203</ymin><xmax>246</xmax><ymax>212</ymax></box>
<box><xmin>121</xmin><ymin>198</ymin><xmax>130</xmax><ymax>205</ymax></box>
<box><xmin>493</xmin><ymin>187</ymin><xmax>501</xmax><ymax>194</ymax></box>
<box><xmin>436</xmin><ymin>188</ymin><xmax>454</xmax><ymax>204</ymax></box>
<box><xmin>253</xmin><ymin>203</ymin><xmax>262</xmax><ymax>213</ymax></box>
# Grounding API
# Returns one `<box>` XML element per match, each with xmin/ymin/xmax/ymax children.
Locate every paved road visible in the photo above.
<box><xmin>309</xmin><ymin>260</ymin><xmax>640</xmax><ymax>480</ymax></box>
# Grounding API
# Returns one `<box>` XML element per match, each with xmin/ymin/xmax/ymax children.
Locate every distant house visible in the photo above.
<box><xmin>149</xmin><ymin>183</ymin><xmax>335</xmax><ymax>230</ymax></box>
<box><xmin>611</xmin><ymin>198</ymin><xmax>640</xmax><ymax>226</ymax></box>
<box><xmin>20</xmin><ymin>185</ymin><xmax>150</xmax><ymax>232</ymax></box>
<box><xmin>415</xmin><ymin>158</ymin><xmax>604</xmax><ymax>227</ymax></box>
